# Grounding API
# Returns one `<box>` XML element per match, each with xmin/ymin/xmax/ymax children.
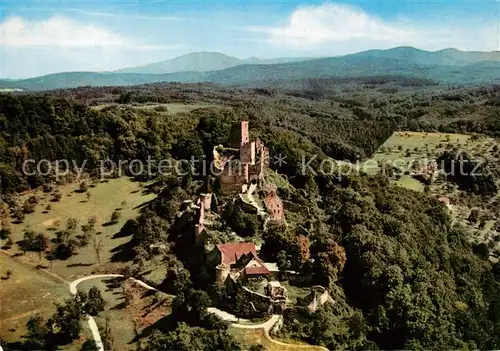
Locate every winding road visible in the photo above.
<box><xmin>69</xmin><ymin>274</ymin><xmax>158</xmax><ymax>351</ymax></box>
<box><xmin>71</xmin><ymin>275</ymin><xmax>328</xmax><ymax>351</ymax></box>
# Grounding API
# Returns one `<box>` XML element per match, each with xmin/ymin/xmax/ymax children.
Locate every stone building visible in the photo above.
<box><xmin>212</xmin><ymin>242</ymin><xmax>270</xmax><ymax>284</ymax></box>
<box><xmin>217</xmin><ymin>121</ymin><xmax>270</xmax><ymax>195</ymax></box>
<box><xmin>263</xmin><ymin>190</ymin><xmax>285</xmax><ymax>222</ymax></box>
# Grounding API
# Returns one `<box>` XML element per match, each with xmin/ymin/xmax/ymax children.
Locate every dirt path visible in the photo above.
<box><xmin>1</xmin><ymin>309</ymin><xmax>44</xmax><ymax>323</ymax></box>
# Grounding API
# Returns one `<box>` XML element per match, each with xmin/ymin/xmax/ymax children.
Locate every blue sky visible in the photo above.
<box><xmin>1</xmin><ymin>0</ymin><xmax>499</xmax><ymax>78</ymax></box>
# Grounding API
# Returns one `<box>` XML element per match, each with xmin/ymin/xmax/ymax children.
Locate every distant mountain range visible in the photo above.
<box><xmin>1</xmin><ymin>47</ymin><xmax>499</xmax><ymax>91</ymax></box>
<box><xmin>115</xmin><ymin>52</ymin><xmax>311</xmax><ymax>74</ymax></box>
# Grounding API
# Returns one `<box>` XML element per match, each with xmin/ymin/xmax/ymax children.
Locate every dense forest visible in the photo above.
<box><xmin>1</xmin><ymin>78</ymin><xmax>499</xmax><ymax>195</ymax></box>
<box><xmin>1</xmin><ymin>79</ymin><xmax>500</xmax><ymax>350</ymax></box>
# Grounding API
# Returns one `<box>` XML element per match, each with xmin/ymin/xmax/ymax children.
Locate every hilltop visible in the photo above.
<box><xmin>1</xmin><ymin>47</ymin><xmax>498</xmax><ymax>91</ymax></box>
<box><xmin>115</xmin><ymin>51</ymin><xmax>309</xmax><ymax>74</ymax></box>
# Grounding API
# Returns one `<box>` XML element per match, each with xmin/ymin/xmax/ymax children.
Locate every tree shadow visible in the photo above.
<box><xmin>66</xmin><ymin>262</ymin><xmax>93</xmax><ymax>268</ymax></box>
<box><xmin>133</xmin><ymin>314</ymin><xmax>175</xmax><ymax>342</ymax></box>
<box><xmin>110</xmin><ymin>239</ymin><xmax>136</xmax><ymax>262</ymax></box>
<box><xmin>133</xmin><ymin>198</ymin><xmax>156</xmax><ymax>210</ymax></box>
<box><xmin>111</xmin><ymin>301</ymin><xmax>127</xmax><ymax>310</ymax></box>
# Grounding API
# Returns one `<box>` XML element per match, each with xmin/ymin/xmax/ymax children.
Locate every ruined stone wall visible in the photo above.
<box><xmin>264</xmin><ymin>192</ymin><xmax>285</xmax><ymax>222</ymax></box>
<box><xmin>240</xmin><ymin>141</ymin><xmax>255</xmax><ymax>165</ymax></box>
<box><xmin>194</xmin><ymin>199</ymin><xmax>205</xmax><ymax>243</ymax></box>
<box><xmin>220</xmin><ymin>172</ymin><xmax>247</xmax><ymax>195</ymax></box>
<box><xmin>199</xmin><ymin>193</ymin><xmax>212</xmax><ymax>210</ymax></box>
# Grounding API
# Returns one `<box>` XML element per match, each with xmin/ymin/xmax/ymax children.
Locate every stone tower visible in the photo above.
<box><xmin>240</xmin><ymin>121</ymin><xmax>249</xmax><ymax>146</ymax></box>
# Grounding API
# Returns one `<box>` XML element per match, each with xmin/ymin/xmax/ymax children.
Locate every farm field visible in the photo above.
<box><xmin>6</xmin><ymin>177</ymin><xmax>157</xmax><ymax>280</ymax></box>
<box><xmin>365</xmin><ymin>131</ymin><xmax>500</xmax><ymax>261</ymax></box>
<box><xmin>363</xmin><ymin>131</ymin><xmax>473</xmax><ymax>176</ymax></box>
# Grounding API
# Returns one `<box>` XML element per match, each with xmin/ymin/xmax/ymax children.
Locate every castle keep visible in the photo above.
<box><xmin>216</xmin><ymin>121</ymin><xmax>270</xmax><ymax>195</ymax></box>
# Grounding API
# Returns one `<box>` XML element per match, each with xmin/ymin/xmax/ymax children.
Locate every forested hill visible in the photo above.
<box><xmin>1</xmin><ymin>79</ymin><xmax>499</xmax><ymax>195</ymax></box>
<box><xmin>0</xmin><ymin>80</ymin><xmax>499</xmax><ymax>350</ymax></box>
<box><xmin>2</xmin><ymin>47</ymin><xmax>499</xmax><ymax>91</ymax></box>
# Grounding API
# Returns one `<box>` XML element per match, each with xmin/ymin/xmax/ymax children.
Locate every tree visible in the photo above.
<box><xmin>295</xmin><ymin>234</ymin><xmax>311</xmax><ymax>266</ymax></box>
<box><xmin>0</xmin><ymin>227</ymin><xmax>10</xmax><ymax>240</ymax></box>
<box><xmin>277</xmin><ymin>250</ymin><xmax>291</xmax><ymax>271</ymax></box>
<box><xmin>25</xmin><ymin>314</ymin><xmax>49</xmax><ymax>349</ymax></box>
<box><xmin>81</xmin><ymin>340</ymin><xmax>98</xmax><ymax>351</ymax></box>
<box><xmin>79</xmin><ymin>181</ymin><xmax>88</xmax><ymax>192</ymax></box>
<box><xmin>34</xmin><ymin>233</ymin><xmax>49</xmax><ymax>261</ymax></box>
<box><xmin>145</xmin><ymin>322</ymin><xmax>241</xmax><ymax>351</ymax></box>
<box><xmin>52</xmin><ymin>292</ymin><xmax>86</xmax><ymax>340</ymax></box>
<box><xmin>92</xmin><ymin>235</ymin><xmax>103</xmax><ymax>263</ymax></box>
<box><xmin>66</xmin><ymin>217</ymin><xmax>78</xmax><ymax>232</ymax></box>
<box><xmin>80</xmin><ymin>220</ymin><xmax>96</xmax><ymax>247</ymax></box>
<box><xmin>314</xmin><ymin>238</ymin><xmax>347</xmax><ymax>286</ymax></box>
<box><xmin>101</xmin><ymin>316</ymin><xmax>114</xmax><ymax>350</ymax></box>
<box><xmin>46</xmin><ymin>250</ymin><xmax>56</xmax><ymax>269</ymax></box>
<box><xmin>53</xmin><ymin>190</ymin><xmax>62</xmax><ymax>201</ymax></box>
<box><xmin>111</xmin><ymin>210</ymin><xmax>121</xmax><ymax>223</ymax></box>
<box><xmin>23</xmin><ymin>199</ymin><xmax>36</xmax><ymax>214</ymax></box>
<box><xmin>14</xmin><ymin>207</ymin><xmax>25</xmax><ymax>223</ymax></box>
<box><xmin>85</xmin><ymin>286</ymin><xmax>105</xmax><ymax>316</ymax></box>
<box><xmin>23</xmin><ymin>230</ymin><xmax>46</xmax><ymax>255</ymax></box>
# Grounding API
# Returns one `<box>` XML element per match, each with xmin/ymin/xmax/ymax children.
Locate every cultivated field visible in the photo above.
<box><xmin>366</xmin><ymin>131</ymin><xmax>500</xmax><ymax>260</ymax></box>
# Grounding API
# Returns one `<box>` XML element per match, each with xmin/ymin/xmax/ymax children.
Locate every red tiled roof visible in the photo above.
<box><xmin>217</xmin><ymin>242</ymin><xmax>257</xmax><ymax>265</ymax></box>
<box><xmin>438</xmin><ymin>196</ymin><xmax>451</xmax><ymax>204</ymax></box>
<box><xmin>244</xmin><ymin>266</ymin><xmax>270</xmax><ymax>275</ymax></box>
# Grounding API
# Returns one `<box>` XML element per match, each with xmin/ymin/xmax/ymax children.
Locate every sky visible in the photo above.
<box><xmin>1</xmin><ymin>0</ymin><xmax>499</xmax><ymax>78</ymax></box>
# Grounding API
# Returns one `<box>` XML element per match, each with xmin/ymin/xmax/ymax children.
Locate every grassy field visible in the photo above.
<box><xmin>76</xmin><ymin>277</ymin><xmax>137</xmax><ymax>351</ymax></box>
<box><xmin>76</xmin><ymin>277</ymin><xmax>173</xmax><ymax>351</ymax></box>
<box><xmin>229</xmin><ymin>327</ymin><xmax>326</xmax><ymax>351</ymax></box>
<box><xmin>365</xmin><ymin>131</ymin><xmax>500</xmax><ymax>260</ymax></box>
<box><xmin>0</xmin><ymin>252</ymin><xmax>69</xmax><ymax>343</ymax></box>
<box><xmin>7</xmin><ymin>177</ymin><xmax>156</xmax><ymax>280</ymax></box>
<box><xmin>92</xmin><ymin>102</ymin><xmax>218</xmax><ymax>114</ymax></box>
<box><xmin>363</xmin><ymin>131</ymin><xmax>473</xmax><ymax>176</ymax></box>
<box><xmin>1</xmin><ymin>177</ymin><xmax>156</xmax><ymax>346</ymax></box>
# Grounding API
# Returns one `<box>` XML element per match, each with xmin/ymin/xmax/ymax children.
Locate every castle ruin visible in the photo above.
<box><xmin>216</xmin><ymin>121</ymin><xmax>270</xmax><ymax>195</ymax></box>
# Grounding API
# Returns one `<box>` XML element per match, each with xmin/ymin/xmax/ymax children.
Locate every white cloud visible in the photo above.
<box><xmin>267</xmin><ymin>4</ymin><xmax>411</xmax><ymax>47</ymax></box>
<box><xmin>0</xmin><ymin>16</ymin><xmax>130</xmax><ymax>48</ymax></box>
<box><xmin>254</xmin><ymin>3</ymin><xmax>498</xmax><ymax>52</ymax></box>
<box><xmin>0</xmin><ymin>16</ymin><xmax>184</xmax><ymax>78</ymax></box>
<box><xmin>0</xmin><ymin>15</ymin><xmax>182</xmax><ymax>51</ymax></box>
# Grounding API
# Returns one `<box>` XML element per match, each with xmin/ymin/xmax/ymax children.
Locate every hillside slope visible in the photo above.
<box><xmin>2</xmin><ymin>47</ymin><xmax>498</xmax><ymax>91</ymax></box>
